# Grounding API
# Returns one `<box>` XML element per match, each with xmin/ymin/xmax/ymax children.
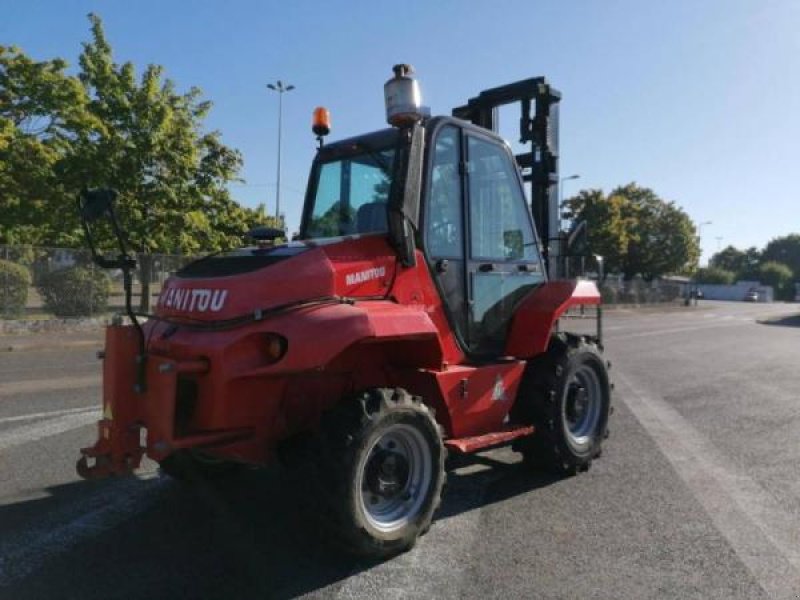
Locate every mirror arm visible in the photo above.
<box><xmin>76</xmin><ymin>190</ymin><xmax>147</xmax><ymax>393</ymax></box>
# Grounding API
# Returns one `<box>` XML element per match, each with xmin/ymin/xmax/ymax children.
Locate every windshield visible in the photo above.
<box><xmin>303</xmin><ymin>141</ymin><xmax>397</xmax><ymax>239</ymax></box>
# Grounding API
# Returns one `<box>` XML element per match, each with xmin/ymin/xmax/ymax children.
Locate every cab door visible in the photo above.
<box><xmin>464</xmin><ymin>133</ymin><xmax>545</xmax><ymax>356</ymax></box>
<box><xmin>424</xmin><ymin>125</ymin><xmax>469</xmax><ymax>342</ymax></box>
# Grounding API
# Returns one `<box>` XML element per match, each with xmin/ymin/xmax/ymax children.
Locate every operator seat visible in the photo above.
<box><xmin>356</xmin><ymin>202</ymin><xmax>388</xmax><ymax>234</ymax></box>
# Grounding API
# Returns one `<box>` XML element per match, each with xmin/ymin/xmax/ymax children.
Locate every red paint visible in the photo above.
<box><xmin>78</xmin><ymin>235</ymin><xmax>601</xmax><ymax>477</ymax></box>
<box><xmin>505</xmin><ymin>280</ymin><xmax>601</xmax><ymax>358</ymax></box>
<box><xmin>445</xmin><ymin>425</ymin><xmax>535</xmax><ymax>454</ymax></box>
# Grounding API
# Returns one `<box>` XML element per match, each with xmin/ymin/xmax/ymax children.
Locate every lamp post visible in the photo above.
<box><xmin>692</xmin><ymin>220</ymin><xmax>712</xmax><ymax>306</ymax></box>
<box><xmin>267</xmin><ymin>80</ymin><xmax>295</xmax><ymax>228</ymax></box>
<box><xmin>559</xmin><ymin>174</ymin><xmax>580</xmax><ymax>206</ymax></box>
<box><xmin>697</xmin><ymin>220</ymin><xmax>712</xmax><ymax>264</ymax></box>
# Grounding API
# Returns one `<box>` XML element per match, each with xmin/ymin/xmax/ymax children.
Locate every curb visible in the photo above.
<box><xmin>0</xmin><ymin>316</ymin><xmax>109</xmax><ymax>336</ymax></box>
<box><xmin>1</xmin><ymin>339</ymin><xmax>103</xmax><ymax>353</ymax></box>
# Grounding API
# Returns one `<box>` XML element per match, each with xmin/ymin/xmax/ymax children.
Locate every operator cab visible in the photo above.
<box><xmin>299</xmin><ymin>118</ymin><xmax>546</xmax><ymax>359</ymax></box>
<box><xmin>299</xmin><ymin>66</ymin><xmax>559</xmax><ymax>359</ymax></box>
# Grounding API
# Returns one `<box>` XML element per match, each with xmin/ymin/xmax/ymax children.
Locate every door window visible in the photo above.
<box><xmin>467</xmin><ymin>137</ymin><xmax>538</xmax><ymax>262</ymax></box>
<box><xmin>427</xmin><ymin>127</ymin><xmax>463</xmax><ymax>258</ymax></box>
<box><xmin>425</xmin><ymin>125</ymin><xmax>468</xmax><ymax>342</ymax></box>
<box><xmin>466</xmin><ymin>135</ymin><xmax>544</xmax><ymax>355</ymax></box>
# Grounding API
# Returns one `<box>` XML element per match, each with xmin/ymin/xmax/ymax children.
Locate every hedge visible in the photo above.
<box><xmin>37</xmin><ymin>266</ymin><xmax>111</xmax><ymax>317</ymax></box>
<box><xmin>0</xmin><ymin>259</ymin><xmax>31</xmax><ymax>317</ymax></box>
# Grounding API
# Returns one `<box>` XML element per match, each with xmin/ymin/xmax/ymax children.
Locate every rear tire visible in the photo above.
<box><xmin>511</xmin><ymin>335</ymin><xmax>611</xmax><ymax>475</ymax></box>
<box><xmin>285</xmin><ymin>388</ymin><xmax>446</xmax><ymax>559</ymax></box>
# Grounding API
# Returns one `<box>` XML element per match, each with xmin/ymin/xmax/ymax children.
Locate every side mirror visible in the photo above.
<box><xmin>79</xmin><ymin>188</ymin><xmax>118</xmax><ymax>223</ymax></box>
<box><xmin>565</xmin><ymin>220</ymin><xmax>588</xmax><ymax>255</ymax></box>
<box><xmin>75</xmin><ymin>188</ymin><xmax>135</xmax><ymax>271</ymax></box>
<box><xmin>247</xmin><ymin>226</ymin><xmax>285</xmax><ymax>243</ymax></box>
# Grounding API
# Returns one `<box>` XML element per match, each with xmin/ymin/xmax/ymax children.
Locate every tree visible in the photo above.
<box><xmin>0</xmin><ymin>45</ymin><xmax>93</xmax><ymax>245</ymax></box>
<box><xmin>564</xmin><ymin>183</ymin><xmax>699</xmax><ymax>280</ymax></box>
<box><xmin>1</xmin><ymin>16</ymin><xmax>276</xmax><ymax>311</ymax></box>
<box><xmin>562</xmin><ymin>189</ymin><xmax>633</xmax><ymax>278</ymax></box>
<box><xmin>695</xmin><ymin>266</ymin><xmax>735</xmax><ymax>285</ymax></box>
<box><xmin>63</xmin><ymin>14</ymin><xmax>273</xmax><ymax>310</ymax></box>
<box><xmin>710</xmin><ymin>245</ymin><xmax>760</xmax><ymax>277</ymax></box>
<box><xmin>761</xmin><ymin>234</ymin><xmax>800</xmax><ymax>279</ymax></box>
<box><xmin>755</xmin><ymin>261</ymin><xmax>793</xmax><ymax>300</ymax></box>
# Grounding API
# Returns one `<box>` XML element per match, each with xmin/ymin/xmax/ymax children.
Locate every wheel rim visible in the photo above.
<box><xmin>562</xmin><ymin>363</ymin><xmax>604</xmax><ymax>454</ymax></box>
<box><xmin>358</xmin><ymin>423</ymin><xmax>433</xmax><ymax>534</ymax></box>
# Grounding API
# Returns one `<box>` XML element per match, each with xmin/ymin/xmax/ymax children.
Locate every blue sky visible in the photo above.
<box><xmin>4</xmin><ymin>0</ymin><xmax>798</xmax><ymax>263</ymax></box>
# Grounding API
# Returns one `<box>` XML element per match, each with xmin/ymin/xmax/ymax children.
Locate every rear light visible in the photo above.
<box><xmin>263</xmin><ymin>333</ymin><xmax>288</xmax><ymax>364</ymax></box>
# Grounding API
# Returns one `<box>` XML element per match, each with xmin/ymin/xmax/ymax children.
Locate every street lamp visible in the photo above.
<box><xmin>692</xmin><ymin>220</ymin><xmax>712</xmax><ymax>306</ymax></box>
<box><xmin>267</xmin><ymin>80</ymin><xmax>295</xmax><ymax>228</ymax></box>
<box><xmin>697</xmin><ymin>220</ymin><xmax>712</xmax><ymax>264</ymax></box>
<box><xmin>559</xmin><ymin>174</ymin><xmax>580</xmax><ymax>205</ymax></box>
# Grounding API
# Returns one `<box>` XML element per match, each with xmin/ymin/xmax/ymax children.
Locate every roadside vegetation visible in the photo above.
<box><xmin>699</xmin><ymin>236</ymin><xmax>800</xmax><ymax>300</ymax></box>
<box><xmin>0</xmin><ymin>14</ymin><xmax>278</xmax><ymax>314</ymax></box>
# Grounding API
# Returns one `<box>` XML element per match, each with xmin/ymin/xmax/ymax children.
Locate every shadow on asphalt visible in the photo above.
<box><xmin>0</xmin><ymin>453</ymin><xmax>566</xmax><ymax>600</ymax></box>
<box><xmin>757</xmin><ymin>314</ymin><xmax>800</xmax><ymax>328</ymax></box>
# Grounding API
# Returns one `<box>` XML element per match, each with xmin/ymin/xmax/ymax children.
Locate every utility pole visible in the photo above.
<box><xmin>267</xmin><ymin>80</ymin><xmax>295</xmax><ymax>229</ymax></box>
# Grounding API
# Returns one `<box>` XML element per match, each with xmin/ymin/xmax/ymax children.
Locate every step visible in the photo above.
<box><xmin>444</xmin><ymin>424</ymin><xmax>535</xmax><ymax>454</ymax></box>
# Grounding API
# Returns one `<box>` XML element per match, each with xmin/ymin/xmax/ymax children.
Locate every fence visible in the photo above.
<box><xmin>1</xmin><ymin>245</ymin><xmax>688</xmax><ymax>322</ymax></box>
<box><xmin>0</xmin><ymin>245</ymin><xmax>196</xmax><ymax>320</ymax></box>
<box><xmin>562</xmin><ymin>255</ymin><xmax>686</xmax><ymax>305</ymax></box>
<box><xmin>599</xmin><ymin>277</ymin><xmax>685</xmax><ymax>305</ymax></box>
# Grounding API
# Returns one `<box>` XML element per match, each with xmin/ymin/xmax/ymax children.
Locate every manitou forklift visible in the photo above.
<box><xmin>77</xmin><ymin>65</ymin><xmax>610</xmax><ymax>558</ymax></box>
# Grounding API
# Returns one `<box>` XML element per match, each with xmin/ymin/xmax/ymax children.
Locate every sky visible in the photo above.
<box><xmin>4</xmin><ymin>0</ymin><xmax>799</xmax><ymax>263</ymax></box>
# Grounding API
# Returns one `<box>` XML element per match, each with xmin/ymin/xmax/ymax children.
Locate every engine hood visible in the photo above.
<box><xmin>155</xmin><ymin>235</ymin><xmax>399</xmax><ymax>322</ymax></box>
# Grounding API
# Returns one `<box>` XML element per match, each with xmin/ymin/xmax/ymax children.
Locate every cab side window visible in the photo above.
<box><xmin>427</xmin><ymin>126</ymin><xmax>463</xmax><ymax>258</ymax></box>
<box><xmin>467</xmin><ymin>137</ymin><xmax>537</xmax><ymax>262</ymax></box>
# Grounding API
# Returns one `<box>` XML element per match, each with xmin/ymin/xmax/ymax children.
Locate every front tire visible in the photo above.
<box><xmin>511</xmin><ymin>335</ymin><xmax>611</xmax><ymax>475</ymax></box>
<box><xmin>301</xmin><ymin>388</ymin><xmax>447</xmax><ymax>558</ymax></box>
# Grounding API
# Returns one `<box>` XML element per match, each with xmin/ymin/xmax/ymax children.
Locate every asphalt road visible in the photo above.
<box><xmin>0</xmin><ymin>301</ymin><xmax>798</xmax><ymax>600</ymax></box>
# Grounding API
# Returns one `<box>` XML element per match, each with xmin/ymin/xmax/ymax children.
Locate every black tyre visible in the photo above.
<box><xmin>511</xmin><ymin>334</ymin><xmax>611</xmax><ymax>475</ymax></box>
<box><xmin>158</xmin><ymin>449</ymin><xmax>244</xmax><ymax>481</ymax></box>
<box><xmin>287</xmin><ymin>388</ymin><xmax>446</xmax><ymax>558</ymax></box>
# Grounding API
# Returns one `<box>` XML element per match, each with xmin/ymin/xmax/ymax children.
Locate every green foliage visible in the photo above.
<box><xmin>754</xmin><ymin>261</ymin><xmax>794</xmax><ymax>300</ymax></box>
<box><xmin>695</xmin><ymin>266</ymin><xmax>735</xmax><ymax>285</ymax></box>
<box><xmin>710</xmin><ymin>245</ymin><xmax>760</xmax><ymax>276</ymax></box>
<box><xmin>761</xmin><ymin>234</ymin><xmax>800</xmax><ymax>279</ymax></box>
<box><xmin>0</xmin><ymin>45</ymin><xmax>91</xmax><ymax>246</ymax></box>
<box><xmin>0</xmin><ymin>259</ymin><xmax>31</xmax><ymax>316</ymax></box>
<box><xmin>1</xmin><ymin>15</ymin><xmax>277</xmax><ymax>310</ymax></box>
<box><xmin>37</xmin><ymin>265</ymin><xmax>110</xmax><ymax>316</ymax></box>
<box><xmin>563</xmin><ymin>183</ymin><xmax>699</xmax><ymax>280</ymax></box>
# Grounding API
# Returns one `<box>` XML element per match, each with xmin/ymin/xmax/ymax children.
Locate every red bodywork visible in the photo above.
<box><xmin>78</xmin><ymin>235</ymin><xmax>601</xmax><ymax>477</ymax></box>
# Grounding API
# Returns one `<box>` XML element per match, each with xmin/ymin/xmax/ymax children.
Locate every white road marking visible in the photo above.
<box><xmin>0</xmin><ymin>410</ymin><xmax>100</xmax><ymax>451</ymax></box>
<box><xmin>617</xmin><ymin>371</ymin><xmax>800</xmax><ymax>600</ymax></box>
<box><xmin>0</xmin><ymin>375</ymin><xmax>100</xmax><ymax>397</ymax></box>
<box><xmin>608</xmin><ymin>320</ymin><xmax>754</xmax><ymax>340</ymax></box>
<box><xmin>0</xmin><ymin>474</ymin><xmax>168</xmax><ymax>586</ymax></box>
<box><xmin>0</xmin><ymin>405</ymin><xmax>96</xmax><ymax>425</ymax></box>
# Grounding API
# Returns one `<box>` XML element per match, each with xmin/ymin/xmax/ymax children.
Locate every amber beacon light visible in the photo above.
<box><xmin>312</xmin><ymin>107</ymin><xmax>331</xmax><ymax>146</ymax></box>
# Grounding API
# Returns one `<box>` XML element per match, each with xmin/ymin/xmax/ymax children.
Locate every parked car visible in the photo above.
<box><xmin>745</xmin><ymin>289</ymin><xmax>759</xmax><ymax>302</ymax></box>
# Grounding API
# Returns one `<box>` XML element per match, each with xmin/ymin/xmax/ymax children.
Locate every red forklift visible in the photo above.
<box><xmin>76</xmin><ymin>65</ymin><xmax>610</xmax><ymax>558</ymax></box>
